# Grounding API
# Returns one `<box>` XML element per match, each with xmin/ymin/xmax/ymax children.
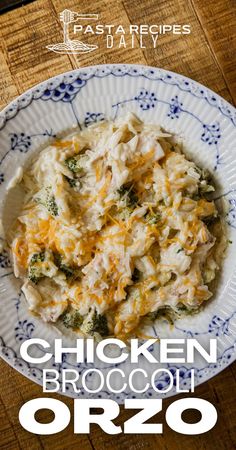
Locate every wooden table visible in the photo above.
<box><xmin>0</xmin><ymin>0</ymin><xmax>235</xmax><ymax>448</ymax></box>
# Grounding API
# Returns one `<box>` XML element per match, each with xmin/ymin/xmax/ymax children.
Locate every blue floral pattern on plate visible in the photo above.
<box><xmin>0</xmin><ymin>64</ymin><xmax>235</xmax><ymax>401</ymax></box>
<box><xmin>167</xmin><ymin>95</ymin><xmax>183</xmax><ymax>119</ymax></box>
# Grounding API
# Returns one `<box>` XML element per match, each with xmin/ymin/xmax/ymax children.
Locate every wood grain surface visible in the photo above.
<box><xmin>0</xmin><ymin>0</ymin><xmax>235</xmax><ymax>448</ymax></box>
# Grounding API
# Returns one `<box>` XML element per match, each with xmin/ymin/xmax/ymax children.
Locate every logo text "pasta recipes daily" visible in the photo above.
<box><xmin>46</xmin><ymin>9</ymin><xmax>191</xmax><ymax>55</ymax></box>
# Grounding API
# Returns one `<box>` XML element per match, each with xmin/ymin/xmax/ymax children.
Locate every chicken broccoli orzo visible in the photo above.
<box><xmin>9</xmin><ymin>113</ymin><xmax>227</xmax><ymax>340</ymax></box>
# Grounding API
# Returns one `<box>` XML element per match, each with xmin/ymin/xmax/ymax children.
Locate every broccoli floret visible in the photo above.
<box><xmin>53</xmin><ymin>252</ymin><xmax>74</xmax><ymax>279</ymax></box>
<box><xmin>46</xmin><ymin>194</ymin><xmax>58</xmax><ymax>217</ymax></box>
<box><xmin>200</xmin><ymin>168</ymin><xmax>212</xmax><ymax>182</ymax></box>
<box><xmin>132</xmin><ymin>268</ymin><xmax>141</xmax><ymax>282</ymax></box>
<box><xmin>118</xmin><ymin>184</ymin><xmax>139</xmax><ymax>209</ymax></box>
<box><xmin>117</xmin><ymin>185</ymin><xmax>127</xmax><ymax>197</ymax></box>
<box><xmin>144</xmin><ymin>211</ymin><xmax>161</xmax><ymax>224</ymax></box>
<box><xmin>147</xmin><ymin>306</ymin><xmax>174</xmax><ymax>324</ymax></box>
<box><xmin>195</xmin><ymin>167</ymin><xmax>215</xmax><ymax>197</ymax></box>
<box><xmin>128</xmin><ymin>190</ymin><xmax>139</xmax><ymax>207</ymax></box>
<box><xmin>60</xmin><ymin>264</ymin><xmax>74</xmax><ymax>278</ymax></box>
<box><xmin>30</xmin><ymin>251</ymin><xmax>45</xmax><ymax>263</ymax></box>
<box><xmin>28</xmin><ymin>266</ymin><xmax>41</xmax><ymax>284</ymax></box>
<box><xmin>176</xmin><ymin>305</ymin><xmax>200</xmax><ymax>316</ymax></box>
<box><xmin>61</xmin><ymin>308</ymin><xmax>109</xmax><ymax>335</ymax></box>
<box><xmin>81</xmin><ymin>310</ymin><xmax>109</xmax><ymax>336</ymax></box>
<box><xmin>65</xmin><ymin>176</ymin><xmax>77</xmax><ymax>188</ymax></box>
<box><xmin>65</xmin><ymin>157</ymin><xmax>82</xmax><ymax>173</ymax></box>
<box><xmin>147</xmin><ymin>305</ymin><xmax>199</xmax><ymax>326</ymax></box>
<box><xmin>202</xmin><ymin>214</ymin><xmax>218</xmax><ymax>226</ymax></box>
<box><xmin>36</xmin><ymin>187</ymin><xmax>59</xmax><ymax>217</ymax></box>
<box><xmin>199</xmin><ymin>183</ymin><xmax>215</xmax><ymax>196</ymax></box>
<box><xmin>61</xmin><ymin>309</ymin><xmax>83</xmax><ymax>329</ymax></box>
<box><xmin>28</xmin><ymin>251</ymin><xmax>45</xmax><ymax>284</ymax></box>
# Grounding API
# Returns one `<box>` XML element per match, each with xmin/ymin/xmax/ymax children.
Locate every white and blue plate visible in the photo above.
<box><xmin>0</xmin><ymin>64</ymin><xmax>236</xmax><ymax>401</ymax></box>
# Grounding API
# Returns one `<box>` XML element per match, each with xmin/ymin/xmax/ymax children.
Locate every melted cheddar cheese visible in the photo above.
<box><xmin>10</xmin><ymin>113</ymin><xmax>227</xmax><ymax>339</ymax></box>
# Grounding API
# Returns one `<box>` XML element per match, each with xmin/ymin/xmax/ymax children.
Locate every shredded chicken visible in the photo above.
<box><xmin>10</xmin><ymin>113</ymin><xmax>227</xmax><ymax>339</ymax></box>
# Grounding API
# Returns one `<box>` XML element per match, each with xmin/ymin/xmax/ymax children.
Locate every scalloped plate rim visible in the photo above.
<box><xmin>0</xmin><ymin>63</ymin><xmax>236</xmax><ymax>401</ymax></box>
